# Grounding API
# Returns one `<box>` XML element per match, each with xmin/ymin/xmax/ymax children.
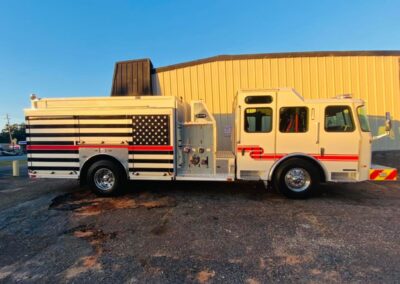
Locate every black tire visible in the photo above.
<box><xmin>86</xmin><ymin>160</ymin><xmax>126</xmax><ymax>196</ymax></box>
<box><xmin>273</xmin><ymin>158</ymin><xmax>320</xmax><ymax>199</ymax></box>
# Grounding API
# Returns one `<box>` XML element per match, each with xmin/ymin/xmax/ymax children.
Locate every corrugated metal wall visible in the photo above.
<box><xmin>151</xmin><ymin>53</ymin><xmax>400</xmax><ymax>151</ymax></box>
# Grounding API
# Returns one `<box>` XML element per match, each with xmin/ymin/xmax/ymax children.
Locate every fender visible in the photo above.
<box><xmin>80</xmin><ymin>151</ymin><xmax>129</xmax><ymax>179</ymax></box>
<box><xmin>267</xmin><ymin>153</ymin><xmax>328</xmax><ymax>182</ymax></box>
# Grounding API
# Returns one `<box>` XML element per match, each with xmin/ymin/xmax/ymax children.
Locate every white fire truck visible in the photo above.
<box><xmin>25</xmin><ymin>88</ymin><xmax>396</xmax><ymax>198</ymax></box>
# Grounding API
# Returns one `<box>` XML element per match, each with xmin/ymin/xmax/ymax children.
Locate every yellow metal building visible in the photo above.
<box><xmin>147</xmin><ymin>51</ymin><xmax>400</xmax><ymax>151</ymax></box>
<box><xmin>110</xmin><ymin>51</ymin><xmax>400</xmax><ymax>151</ymax></box>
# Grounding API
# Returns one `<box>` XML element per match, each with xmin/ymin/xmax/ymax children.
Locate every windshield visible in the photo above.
<box><xmin>357</xmin><ymin>106</ymin><xmax>371</xmax><ymax>132</ymax></box>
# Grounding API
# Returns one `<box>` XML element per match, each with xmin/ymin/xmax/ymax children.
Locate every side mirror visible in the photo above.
<box><xmin>385</xmin><ymin>112</ymin><xmax>392</xmax><ymax>132</ymax></box>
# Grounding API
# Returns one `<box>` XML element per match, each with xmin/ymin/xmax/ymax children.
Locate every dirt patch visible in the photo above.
<box><xmin>150</xmin><ymin>211</ymin><xmax>171</xmax><ymax>236</ymax></box>
<box><xmin>284</xmin><ymin>255</ymin><xmax>302</xmax><ymax>265</ymax></box>
<box><xmin>228</xmin><ymin>258</ymin><xmax>242</xmax><ymax>264</ymax></box>
<box><xmin>81</xmin><ymin>254</ymin><xmax>102</xmax><ymax>269</ymax></box>
<box><xmin>49</xmin><ymin>191</ymin><xmax>177</xmax><ymax>217</ymax></box>
<box><xmin>196</xmin><ymin>270</ymin><xmax>215</xmax><ymax>283</ymax></box>
<box><xmin>55</xmin><ymin>192</ymin><xmax>176</xmax><ymax>279</ymax></box>
<box><xmin>74</xmin><ymin>230</ymin><xmax>94</xmax><ymax>238</ymax></box>
<box><xmin>309</xmin><ymin>270</ymin><xmax>340</xmax><ymax>282</ymax></box>
<box><xmin>246</xmin><ymin>278</ymin><xmax>261</xmax><ymax>284</ymax></box>
<box><xmin>259</xmin><ymin>257</ymin><xmax>266</xmax><ymax>269</ymax></box>
<box><xmin>150</xmin><ymin>221</ymin><xmax>168</xmax><ymax>236</ymax></box>
<box><xmin>66</xmin><ymin>225</ymin><xmax>117</xmax><ymax>243</ymax></box>
<box><xmin>273</xmin><ymin>245</ymin><xmax>314</xmax><ymax>267</ymax></box>
<box><xmin>139</xmin><ymin>198</ymin><xmax>175</xmax><ymax>209</ymax></box>
<box><xmin>64</xmin><ymin>225</ymin><xmax>117</xmax><ymax>279</ymax></box>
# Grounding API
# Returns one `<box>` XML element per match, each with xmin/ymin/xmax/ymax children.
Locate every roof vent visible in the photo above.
<box><xmin>111</xmin><ymin>59</ymin><xmax>153</xmax><ymax>97</ymax></box>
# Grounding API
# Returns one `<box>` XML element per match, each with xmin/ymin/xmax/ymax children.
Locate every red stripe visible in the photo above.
<box><xmin>370</xmin><ymin>170</ymin><xmax>383</xmax><ymax>180</ymax></box>
<box><xmin>252</xmin><ymin>155</ymin><xmax>276</xmax><ymax>160</ymax></box>
<box><xmin>238</xmin><ymin>146</ymin><xmax>359</xmax><ymax>162</ymax></box>
<box><xmin>129</xmin><ymin>145</ymin><xmax>173</xmax><ymax>151</ymax></box>
<box><xmin>237</xmin><ymin>145</ymin><xmax>260</xmax><ymax>151</ymax></box>
<box><xmin>385</xmin><ymin>170</ymin><xmax>398</xmax><ymax>180</ymax></box>
<box><xmin>313</xmin><ymin>155</ymin><xmax>359</xmax><ymax>161</ymax></box>
<box><xmin>27</xmin><ymin>145</ymin><xmax>79</xmax><ymax>150</ymax></box>
<box><xmin>252</xmin><ymin>154</ymin><xmax>286</xmax><ymax>160</ymax></box>
<box><xmin>27</xmin><ymin>145</ymin><xmax>174</xmax><ymax>151</ymax></box>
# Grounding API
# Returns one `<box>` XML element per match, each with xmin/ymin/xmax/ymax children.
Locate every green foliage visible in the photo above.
<box><xmin>0</xmin><ymin>123</ymin><xmax>26</xmax><ymax>143</ymax></box>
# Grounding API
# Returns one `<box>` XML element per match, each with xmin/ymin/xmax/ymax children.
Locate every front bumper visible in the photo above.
<box><xmin>369</xmin><ymin>164</ymin><xmax>398</xmax><ymax>181</ymax></box>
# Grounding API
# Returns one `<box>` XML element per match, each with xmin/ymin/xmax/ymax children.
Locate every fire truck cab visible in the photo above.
<box><xmin>233</xmin><ymin>88</ymin><xmax>374</xmax><ymax>197</ymax></box>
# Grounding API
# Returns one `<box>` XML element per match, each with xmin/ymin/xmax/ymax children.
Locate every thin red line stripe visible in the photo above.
<box><xmin>27</xmin><ymin>145</ymin><xmax>174</xmax><ymax>151</ymax></box>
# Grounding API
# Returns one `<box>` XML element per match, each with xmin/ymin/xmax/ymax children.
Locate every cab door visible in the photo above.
<box><xmin>236</xmin><ymin>91</ymin><xmax>277</xmax><ymax>180</ymax></box>
<box><xmin>275</xmin><ymin>105</ymin><xmax>320</xmax><ymax>157</ymax></box>
<box><xmin>318</xmin><ymin>104</ymin><xmax>360</xmax><ymax>181</ymax></box>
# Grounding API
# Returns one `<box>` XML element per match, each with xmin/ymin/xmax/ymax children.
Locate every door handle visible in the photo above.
<box><xmin>316</xmin><ymin>122</ymin><xmax>320</xmax><ymax>144</ymax></box>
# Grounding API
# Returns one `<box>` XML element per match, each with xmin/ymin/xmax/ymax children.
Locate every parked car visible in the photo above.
<box><xmin>2</xmin><ymin>150</ymin><xmax>22</xmax><ymax>156</ymax></box>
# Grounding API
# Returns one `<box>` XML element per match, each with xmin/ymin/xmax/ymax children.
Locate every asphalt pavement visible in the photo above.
<box><xmin>0</xmin><ymin>153</ymin><xmax>399</xmax><ymax>283</ymax></box>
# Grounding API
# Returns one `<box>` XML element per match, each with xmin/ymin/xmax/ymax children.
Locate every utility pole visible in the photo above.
<box><xmin>5</xmin><ymin>114</ymin><xmax>13</xmax><ymax>146</ymax></box>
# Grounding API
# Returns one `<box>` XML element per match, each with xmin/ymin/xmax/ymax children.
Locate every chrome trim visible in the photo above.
<box><xmin>79</xmin><ymin>150</ymin><xmax>129</xmax><ymax>179</ymax></box>
<box><xmin>94</xmin><ymin>168</ymin><xmax>115</xmax><ymax>191</ymax></box>
<box><xmin>284</xmin><ymin>167</ymin><xmax>311</xmax><ymax>192</ymax></box>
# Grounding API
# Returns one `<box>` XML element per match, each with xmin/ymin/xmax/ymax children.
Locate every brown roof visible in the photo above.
<box><xmin>153</xmin><ymin>50</ymin><xmax>400</xmax><ymax>73</ymax></box>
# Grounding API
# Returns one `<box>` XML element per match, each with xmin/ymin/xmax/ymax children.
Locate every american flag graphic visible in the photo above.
<box><xmin>132</xmin><ymin>115</ymin><xmax>170</xmax><ymax>145</ymax></box>
<box><xmin>129</xmin><ymin>115</ymin><xmax>174</xmax><ymax>175</ymax></box>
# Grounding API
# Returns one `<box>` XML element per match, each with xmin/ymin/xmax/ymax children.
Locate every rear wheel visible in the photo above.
<box><xmin>273</xmin><ymin>158</ymin><xmax>320</xmax><ymax>199</ymax></box>
<box><xmin>86</xmin><ymin>160</ymin><xmax>126</xmax><ymax>196</ymax></box>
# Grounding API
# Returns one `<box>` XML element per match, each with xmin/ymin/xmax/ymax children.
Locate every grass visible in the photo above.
<box><xmin>0</xmin><ymin>159</ymin><xmax>27</xmax><ymax>167</ymax></box>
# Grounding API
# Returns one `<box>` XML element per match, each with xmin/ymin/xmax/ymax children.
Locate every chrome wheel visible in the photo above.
<box><xmin>93</xmin><ymin>168</ymin><xmax>115</xmax><ymax>191</ymax></box>
<box><xmin>284</xmin><ymin>168</ymin><xmax>311</xmax><ymax>192</ymax></box>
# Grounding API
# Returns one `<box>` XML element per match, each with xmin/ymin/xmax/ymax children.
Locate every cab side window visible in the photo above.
<box><xmin>279</xmin><ymin>107</ymin><xmax>308</xmax><ymax>133</ymax></box>
<box><xmin>244</xmin><ymin>108</ymin><xmax>272</xmax><ymax>133</ymax></box>
<box><xmin>325</xmin><ymin>106</ymin><xmax>355</xmax><ymax>132</ymax></box>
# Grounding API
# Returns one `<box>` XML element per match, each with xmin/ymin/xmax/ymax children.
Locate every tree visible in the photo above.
<box><xmin>0</xmin><ymin>123</ymin><xmax>26</xmax><ymax>143</ymax></box>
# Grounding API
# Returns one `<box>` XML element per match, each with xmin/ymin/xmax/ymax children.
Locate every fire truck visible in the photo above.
<box><xmin>25</xmin><ymin>88</ymin><xmax>396</xmax><ymax>198</ymax></box>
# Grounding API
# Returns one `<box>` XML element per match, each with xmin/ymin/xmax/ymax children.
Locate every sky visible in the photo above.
<box><xmin>0</xmin><ymin>0</ymin><xmax>399</xmax><ymax>125</ymax></box>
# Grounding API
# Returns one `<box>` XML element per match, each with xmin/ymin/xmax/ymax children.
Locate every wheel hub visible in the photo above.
<box><xmin>94</xmin><ymin>168</ymin><xmax>115</xmax><ymax>191</ymax></box>
<box><xmin>284</xmin><ymin>168</ymin><xmax>311</xmax><ymax>192</ymax></box>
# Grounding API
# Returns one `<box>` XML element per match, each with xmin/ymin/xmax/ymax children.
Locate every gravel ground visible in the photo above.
<box><xmin>0</xmin><ymin>152</ymin><xmax>399</xmax><ymax>283</ymax></box>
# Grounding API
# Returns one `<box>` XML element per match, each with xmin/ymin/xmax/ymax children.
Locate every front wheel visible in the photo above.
<box><xmin>273</xmin><ymin>158</ymin><xmax>320</xmax><ymax>199</ymax></box>
<box><xmin>86</xmin><ymin>160</ymin><xmax>126</xmax><ymax>196</ymax></box>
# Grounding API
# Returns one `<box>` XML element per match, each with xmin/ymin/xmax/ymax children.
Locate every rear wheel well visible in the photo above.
<box><xmin>271</xmin><ymin>156</ymin><xmax>326</xmax><ymax>183</ymax></box>
<box><xmin>80</xmin><ymin>155</ymin><xmax>127</xmax><ymax>186</ymax></box>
